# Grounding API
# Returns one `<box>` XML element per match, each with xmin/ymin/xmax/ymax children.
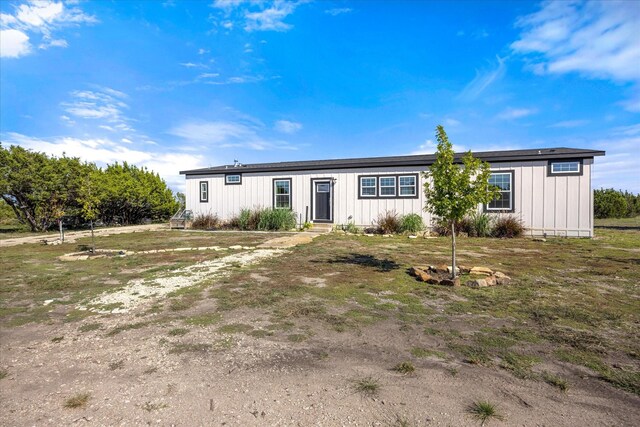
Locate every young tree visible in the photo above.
<box><xmin>422</xmin><ymin>125</ymin><xmax>499</xmax><ymax>279</ymax></box>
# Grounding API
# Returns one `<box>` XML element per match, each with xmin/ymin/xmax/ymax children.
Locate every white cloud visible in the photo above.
<box><xmin>180</xmin><ymin>62</ymin><xmax>208</xmax><ymax>68</ymax></box>
<box><xmin>458</xmin><ymin>55</ymin><xmax>506</xmax><ymax>101</ymax></box>
<box><xmin>169</xmin><ymin>120</ymin><xmax>297</xmax><ymax>151</ymax></box>
<box><xmin>210</xmin><ymin>0</ymin><xmax>303</xmax><ymax>33</ymax></box>
<box><xmin>548</xmin><ymin>119</ymin><xmax>589</xmax><ymax>128</ymax></box>
<box><xmin>444</xmin><ymin>118</ymin><xmax>461</xmax><ymax>127</ymax></box>
<box><xmin>496</xmin><ymin>107</ymin><xmax>537</xmax><ymax>120</ymax></box>
<box><xmin>274</xmin><ymin>120</ymin><xmax>302</xmax><ymax>134</ymax></box>
<box><xmin>0</xmin><ymin>29</ymin><xmax>31</xmax><ymax>57</ymax></box>
<box><xmin>244</xmin><ymin>1</ymin><xmax>298</xmax><ymax>32</ymax></box>
<box><xmin>62</xmin><ymin>88</ymin><xmax>129</xmax><ymax>123</ymax></box>
<box><xmin>325</xmin><ymin>8</ymin><xmax>352</xmax><ymax>16</ymax></box>
<box><xmin>2</xmin><ymin>131</ymin><xmax>204</xmax><ymax>190</ymax></box>
<box><xmin>411</xmin><ymin>139</ymin><xmax>465</xmax><ymax>155</ymax></box>
<box><xmin>511</xmin><ymin>0</ymin><xmax>640</xmax><ymax>111</ymax></box>
<box><xmin>0</xmin><ymin>0</ymin><xmax>97</xmax><ymax>57</ymax></box>
<box><xmin>611</xmin><ymin>123</ymin><xmax>640</xmax><ymax>136</ymax></box>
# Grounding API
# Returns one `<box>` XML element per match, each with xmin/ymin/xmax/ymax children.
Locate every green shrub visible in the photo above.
<box><xmin>257</xmin><ymin>208</ymin><xmax>296</xmax><ymax>231</ymax></box>
<box><xmin>191</xmin><ymin>213</ymin><xmax>220</xmax><ymax>230</ymax></box>
<box><xmin>342</xmin><ymin>222</ymin><xmax>360</xmax><ymax>234</ymax></box>
<box><xmin>400</xmin><ymin>213</ymin><xmax>424</xmax><ymax>234</ymax></box>
<box><xmin>465</xmin><ymin>212</ymin><xmax>493</xmax><ymax>237</ymax></box>
<box><xmin>238</xmin><ymin>208</ymin><xmax>261</xmax><ymax>230</ymax></box>
<box><xmin>492</xmin><ymin>215</ymin><xmax>525</xmax><ymax>238</ymax></box>
<box><xmin>594</xmin><ymin>188</ymin><xmax>637</xmax><ymax>219</ymax></box>
<box><xmin>375</xmin><ymin>210</ymin><xmax>401</xmax><ymax>234</ymax></box>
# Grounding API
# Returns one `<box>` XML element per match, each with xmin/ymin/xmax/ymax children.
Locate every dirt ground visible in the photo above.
<box><xmin>1</xmin><ymin>228</ymin><xmax>639</xmax><ymax>426</ymax></box>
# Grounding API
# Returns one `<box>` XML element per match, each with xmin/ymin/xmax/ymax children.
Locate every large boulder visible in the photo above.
<box><xmin>470</xmin><ymin>266</ymin><xmax>493</xmax><ymax>276</ymax></box>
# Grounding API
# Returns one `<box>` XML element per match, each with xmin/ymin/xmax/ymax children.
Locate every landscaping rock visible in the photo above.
<box><xmin>446</xmin><ymin>266</ymin><xmax>460</xmax><ymax>275</ymax></box>
<box><xmin>435</xmin><ymin>264</ymin><xmax>449</xmax><ymax>274</ymax></box>
<box><xmin>494</xmin><ymin>271</ymin><xmax>511</xmax><ymax>285</ymax></box>
<box><xmin>440</xmin><ymin>278</ymin><xmax>460</xmax><ymax>287</ymax></box>
<box><xmin>484</xmin><ymin>275</ymin><xmax>497</xmax><ymax>286</ymax></box>
<box><xmin>533</xmin><ymin>237</ymin><xmax>547</xmax><ymax>242</ymax></box>
<box><xmin>408</xmin><ymin>235</ymin><xmax>417</xmax><ymax>239</ymax></box>
<box><xmin>458</xmin><ymin>265</ymin><xmax>471</xmax><ymax>274</ymax></box>
<box><xmin>409</xmin><ymin>267</ymin><xmax>433</xmax><ymax>282</ymax></box>
<box><xmin>470</xmin><ymin>266</ymin><xmax>493</xmax><ymax>276</ymax></box>
<box><xmin>466</xmin><ymin>279</ymin><xmax>488</xmax><ymax>288</ymax></box>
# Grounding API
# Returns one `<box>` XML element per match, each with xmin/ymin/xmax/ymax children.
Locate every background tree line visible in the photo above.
<box><xmin>594</xmin><ymin>188</ymin><xmax>640</xmax><ymax>219</ymax></box>
<box><xmin>0</xmin><ymin>145</ymin><xmax>181</xmax><ymax>231</ymax></box>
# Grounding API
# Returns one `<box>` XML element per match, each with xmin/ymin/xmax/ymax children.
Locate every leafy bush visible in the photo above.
<box><xmin>464</xmin><ymin>212</ymin><xmax>493</xmax><ymax>237</ymax></box>
<box><xmin>257</xmin><ymin>208</ymin><xmax>296</xmax><ymax>231</ymax></box>
<box><xmin>342</xmin><ymin>221</ymin><xmax>360</xmax><ymax>234</ymax></box>
<box><xmin>238</xmin><ymin>208</ymin><xmax>261</xmax><ymax>230</ymax></box>
<box><xmin>492</xmin><ymin>215</ymin><xmax>525</xmax><ymax>238</ymax></box>
<box><xmin>400</xmin><ymin>213</ymin><xmax>424</xmax><ymax>234</ymax></box>
<box><xmin>191</xmin><ymin>213</ymin><xmax>220</xmax><ymax>230</ymax></box>
<box><xmin>375</xmin><ymin>210</ymin><xmax>402</xmax><ymax>234</ymax></box>
<box><xmin>594</xmin><ymin>188</ymin><xmax>639</xmax><ymax>218</ymax></box>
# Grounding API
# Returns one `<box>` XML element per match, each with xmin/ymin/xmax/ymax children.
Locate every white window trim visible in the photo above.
<box><xmin>398</xmin><ymin>175</ymin><xmax>417</xmax><ymax>197</ymax></box>
<box><xmin>550</xmin><ymin>161</ymin><xmax>581</xmax><ymax>174</ymax></box>
<box><xmin>379</xmin><ymin>176</ymin><xmax>397</xmax><ymax>197</ymax></box>
<box><xmin>486</xmin><ymin>172</ymin><xmax>512</xmax><ymax>212</ymax></box>
<box><xmin>199</xmin><ymin>181</ymin><xmax>208</xmax><ymax>203</ymax></box>
<box><xmin>274</xmin><ymin>179</ymin><xmax>291</xmax><ymax>209</ymax></box>
<box><xmin>359</xmin><ymin>176</ymin><xmax>377</xmax><ymax>198</ymax></box>
<box><xmin>225</xmin><ymin>174</ymin><xmax>241</xmax><ymax>184</ymax></box>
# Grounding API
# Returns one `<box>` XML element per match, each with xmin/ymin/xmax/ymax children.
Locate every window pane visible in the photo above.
<box><xmin>552</xmin><ymin>162</ymin><xmax>579</xmax><ymax>173</ymax></box>
<box><xmin>379</xmin><ymin>177</ymin><xmax>395</xmax><ymax>187</ymax></box>
<box><xmin>400</xmin><ymin>186</ymin><xmax>415</xmax><ymax>195</ymax></box>
<box><xmin>380</xmin><ymin>186</ymin><xmax>396</xmax><ymax>196</ymax></box>
<box><xmin>226</xmin><ymin>175</ymin><xmax>240</xmax><ymax>183</ymax></box>
<box><xmin>361</xmin><ymin>187</ymin><xmax>376</xmax><ymax>196</ymax></box>
<box><xmin>489</xmin><ymin>173</ymin><xmax>510</xmax><ymax>190</ymax></box>
<box><xmin>275</xmin><ymin>180</ymin><xmax>290</xmax><ymax>195</ymax></box>
<box><xmin>275</xmin><ymin>195</ymin><xmax>290</xmax><ymax>209</ymax></box>
<box><xmin>399</xmin><ymin>176</ymin><xmax>415</xmax><ymax>186</ymax></box>
<box><xmin>361</xmin><ymin>177</ymin><xmax>376</xmax><ymax>187</ymax></box>
<box><xmin>317</xmin><ymin>183</ymin><xmax>330</xmax><ymax>192</ymax></box>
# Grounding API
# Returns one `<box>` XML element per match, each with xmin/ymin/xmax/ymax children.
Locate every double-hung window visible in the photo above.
<box><xmin>398</xmin><ymin>175</ymin><xmax>417</xmax><ymax>197</ymax></box>
<box><xmin>487</xmin><ymin>172</ymin><xmax>513</xmax><ymax>211</ymax></box>
<box><xmin>274</xmin><ymin>179</ymin><xmax>292</xmax><ymax>209</ymax></box>
<box><xmin>379</xmin><ymin>176</ymin><xmax>396</xmax><ymax>197</ymax></box>
<box><xmin>199</xmin><ymin>181</ymin><xmax>208</xmax><ymax>203</ymax></box>
<box><xmin>359</xmin><ymin>177</ymin><xmax>377</xmax><ymax>197</ymax></box>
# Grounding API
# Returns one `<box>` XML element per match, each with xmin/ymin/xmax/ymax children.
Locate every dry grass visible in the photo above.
<box><xmin>64</xmin><ymin>393</ymin><xmax>91</xmax><ymax>409</ymax></box>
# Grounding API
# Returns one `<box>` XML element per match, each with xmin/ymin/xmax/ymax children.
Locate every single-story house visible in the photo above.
<box><xmin>180</xmin><ymin>147</ymin><xmax>605</xmax><ymax>237</ymax></box>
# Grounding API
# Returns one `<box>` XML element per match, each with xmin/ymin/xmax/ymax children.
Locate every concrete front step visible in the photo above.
<box><xmin>309</xmin><ymin>223</ymin><xmax>333</xmax><ymax>233</ymax></box>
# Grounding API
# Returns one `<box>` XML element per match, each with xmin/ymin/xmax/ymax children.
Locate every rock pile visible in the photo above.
<box><xmin>409</xmin><ymin>264</ymin><xmax>511</xmax><ymax>288</ymax></box>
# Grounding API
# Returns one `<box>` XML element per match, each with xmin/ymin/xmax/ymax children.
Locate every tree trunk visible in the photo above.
<box><xmin>451</xmin><ymin>220</ymin><xmax>457</xmax><ymax>279</ymax></box>
<box><xmin>90</xmin><ymin>220</ymin><xmax>95</xmax><ymax>253</ymax></box>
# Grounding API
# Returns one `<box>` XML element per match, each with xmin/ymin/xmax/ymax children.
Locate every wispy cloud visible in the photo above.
<box><xmin>548</xmin><ymin>119</ymin><xmax>589</xmax><ymax>128</ymax></box>
<box><xmin>458</xmin><ymin>55</ymin><xmax>506</xmax><ymax>101</ymax></box>
<box><xmin>0</xmin><ymin>0</ymin><xmax>97</xmax><ymax>58</ymax></box>
<box><xmin>325</xmin><ymin>8</ymin><xmax>352</xmax><ymax>16</ymax></box>
<box><xmin>210</xmin><ymin>0</ymin><xmax>304</xmax><ymax>33</ymax></box>
<box><xmin>274</xmin><ymin>120</ymin><xmax>302</xmax><ymax>134</ymax></box>
<box><xmin>496</xmin><ymin>107</ymin><xmax>537</xmax><ymax>120</ymax></box>
<box><xmin>180</xmin><ymin>62</ymin><xmax>208</xmax><ymax>68</ymax></box>
<box><xmin>61</xmin><ymin>88</ymin><xmax>129</xmax><ymax>123</ymax></box>
<box><xmin>511</xmin><ymin>0</ymin><xmax>640</xmax><ymax>112</ymax></box>
<box><xmin>168</xmin><ymin>120</ymin><xmax>297</xmax><ymax>151</ymax></box>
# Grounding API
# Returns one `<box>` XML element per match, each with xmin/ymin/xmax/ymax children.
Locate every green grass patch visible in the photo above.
<box><xmin>411</xmin><ymin>347</ymin><xmax>447</xmax><ymax>359</ymax></box>
<box><xmin>168</xmin><ymin>328</ymin><xmax>189</xmax><ymax>336</ymax></box>
<box><xmin>78</xmin><ymin>322</ymin><xmax>102</xmax><ymax>333</ymax></box>
<box><xmin>542</xmin><ymin>371</ymin><xmax>568</xmax><ymax>391</ymax></box>
<box><xmin>352</xmin><ymin>376</ymin><xmax>380</xmax><ymax>397</ymax></box>
<box><xmin>392</xmin><ymin>361</ymin><xmax>415</xmax><ymax>374</ymax></box>
<box><xmin>218</xmin><ymin>323</ymin><xmax>254</xmax><ymax>334</ymax></box>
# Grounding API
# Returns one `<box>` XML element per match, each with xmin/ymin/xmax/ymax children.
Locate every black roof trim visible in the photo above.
<box><xmin>180</xmin><ymin>147</ymin><xmax>605</xmax><ymax>176</ymax></box>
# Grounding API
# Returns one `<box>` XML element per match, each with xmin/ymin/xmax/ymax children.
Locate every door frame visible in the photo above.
<box><xmin>310</xmin><ymin>178</ymin><xmax>334</xmax><ymax>223</ymax></box>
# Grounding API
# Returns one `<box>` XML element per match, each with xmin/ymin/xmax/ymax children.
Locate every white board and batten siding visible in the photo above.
<box><xmin>185</xmin><ymin>158</ymin><xmax>596</xmax><ymax>237</ymax></box>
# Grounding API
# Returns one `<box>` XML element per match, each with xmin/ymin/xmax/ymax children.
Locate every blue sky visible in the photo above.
<box><xmin>1</xmin><ymin>0</ymin><xmax>639</xmax><ymax>192</ymax></box>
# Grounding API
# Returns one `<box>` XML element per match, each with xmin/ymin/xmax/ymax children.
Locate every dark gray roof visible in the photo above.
<box><xmin>180</xmin><ymin>147</ymin><xmax>605</xmax><ymax>175</ymax></box>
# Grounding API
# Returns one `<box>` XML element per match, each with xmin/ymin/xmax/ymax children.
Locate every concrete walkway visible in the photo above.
<box><xmin>0</xmin><ymin>224</ymin><xmax>167</xmax><ymax>248</ymax></box>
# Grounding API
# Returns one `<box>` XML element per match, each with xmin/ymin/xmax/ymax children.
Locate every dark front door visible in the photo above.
<box><xmin>314</xmin><ymin>181</ymin><xmax>331</xmax><ymax>221</ymax></box>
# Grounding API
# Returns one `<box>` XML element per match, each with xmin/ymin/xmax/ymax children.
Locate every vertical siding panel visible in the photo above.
<box><xmin>555</xmin><ymin>177</ymin><xmax>567</xmax><ymax>233</ymax></box>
